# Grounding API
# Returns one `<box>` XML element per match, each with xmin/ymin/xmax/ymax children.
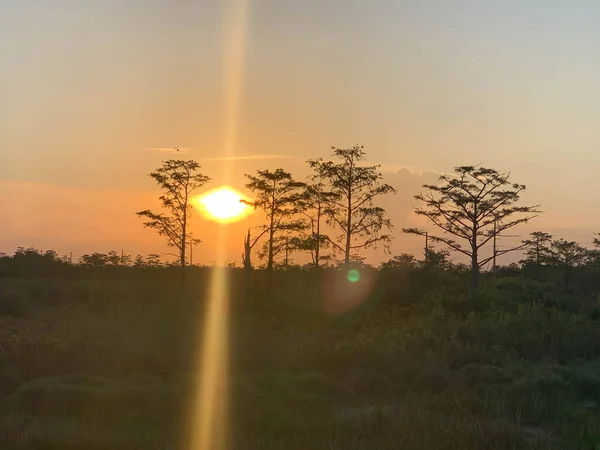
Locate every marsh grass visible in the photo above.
<box><xmin>2</xmin><ymin>276</ymin><xmax>600</xmax><ymax>448</ymax></box>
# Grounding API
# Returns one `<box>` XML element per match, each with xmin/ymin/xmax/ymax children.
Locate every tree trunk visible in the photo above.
<box><xmin>243</xmin><ymin>230</ymin><xmax>252</xmax><ymax>272</ymax></box>
<box><xmin>179</xmin><ymin>191</ymin><xmax>189</xmax><ymax>291</ymax></box>
<box><xmin>344</xmin><ymin>209</ymin><xmax>351</xmax><ymax>267</ymax></box>
<box><xmin>314</xmin><ymin>210</ymin><xmax>321</xmax><ymax>270</ymax></box>
<box><xmin>345</xmin><ymin>161</ymin><xmax>353</xmax><ymax>267</ymax></box>
<box><xmin>471</xmin><ymin>231</ymin><xmax>479</xmax><ymax>295</ymax></box>
<box><xmin>267</xmin><ymin>228</ymin><xmax>274</xmax><ymax>272</ymax></box>
<box><xmin>181</xmin><ymin>231</ymin><xmax>187</xmax><ymax>291</ymax></box>
<box><xmin>180</xmin><ymin>217</ymin><xmax>187</xmax><ymax>289</ymax></box>
<box><xmin>471</xmin><ymin>253</ymin><xmax>479</xmax><ymax>295</ymax></box>
<box><xmin>242</xmin><ymin>231</ymin><xmax>253</xmax><ymax>306</ymax></box>
<box><xmin>471</xmin><ymin>209</ymin><xmax>479</xmax><ymax>295</ymax></box>
<box><xmin>267</xmin><ymin>216</ymin><xmax>275</xmax><ymax>290</ymax></box>
<box><xmin>344</xmin><ymin>200</ymin><xmax>352</xmax><ymax>267</ymax></box>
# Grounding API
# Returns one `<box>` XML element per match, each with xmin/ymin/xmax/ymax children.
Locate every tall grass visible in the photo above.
<box><xmin>1</xmin><ymin>275</ymin><xmax>600</xmax><ymax>448</ymax></box>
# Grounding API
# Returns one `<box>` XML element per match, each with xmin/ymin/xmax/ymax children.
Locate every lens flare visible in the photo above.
<box><xmin>321</xmin><ymin>268</ymin><xmax>378</xmax><ymax>315</ymax></box>
<box><xmin>347</xmin><ymin>269</ymin><xmax>360</xmax><ymax>283</ymax></box>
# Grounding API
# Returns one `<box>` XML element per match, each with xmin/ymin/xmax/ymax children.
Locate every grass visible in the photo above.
<box><xmin>1</xmin><ymin>274</ymin><xmax>600</xmax><ymax>448</ymax></box>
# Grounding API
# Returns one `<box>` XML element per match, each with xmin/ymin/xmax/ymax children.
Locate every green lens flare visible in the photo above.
<box><xmin>347</xmin><ymin>269</ymin><xmax>360</xmax><ymax>283</ymax></box>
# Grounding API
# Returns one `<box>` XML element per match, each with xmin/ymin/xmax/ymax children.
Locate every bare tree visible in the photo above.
<box><xmin>136</xmin><ymin>160</ymin><xmax>210</xmax><ymax>289</ymax></box>
<box><xmin>308</xmin><ymin>146</ymin><xmax>396</xmax><ymax>266</ymax></box>
<box><xmin>241</xmin><ymin>229</ymin><xmax>258</xmax><ymax>271</ymax></box>
<box><xmin>244</xmin><ymin>169</ymin><xmax>306</xmax><ymax>277</ymax></box>
<box><xmin>405</xmin><ymin>165</ymin><xmax>540</xmax><ymax>294</ymax></box>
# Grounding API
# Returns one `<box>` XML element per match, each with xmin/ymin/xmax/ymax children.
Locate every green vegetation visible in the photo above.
<box><xmin>2</xmin><ymin>265</ymin><xmax>600</xmax><ymax>449</ymax></box>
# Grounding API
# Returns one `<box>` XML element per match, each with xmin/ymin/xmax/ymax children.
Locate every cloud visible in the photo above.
<box><xmin>200</xmin><ymin>154</ymin><xmax>296</xmax><ymax>162</ymax></box>
<box><xmin>362</xmin><ymin>160</ymin><xmax>446</xmax><ymax>176</ymax></box>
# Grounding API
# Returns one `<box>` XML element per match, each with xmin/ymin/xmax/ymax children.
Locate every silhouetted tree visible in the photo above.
<box><xmin>406</xmin><ymin>165</ymin><xmax>540</xmax><ymax>294</ymax></box>
<box><xmin>549</xmin><ymin>238</ymin><xmax>588</xmax><ymax>288</ymax></box>
<box><xmin>293</xmin><ymin>181</ymin><xmax>336</xmax><ymax>269</ymax></box>
<box><xmin>136</xmin><ymin>160</ymin><xmax>210</xmax><ymax>289</ymax></box>
<box><xmin>380</xmin><ymin>253</ymin><xmax>418</xmax><ymax>269</ymax></box>
<box><xmin>6</xmin><ymin>247</ymin><xmax>69</xmax><ymax>277</ymax></box>
<box><xmin>309</xmin><ymin>146</ymin><xmax>396</xmax><ymax>266</ymax></box>
<box><xmin>241</xmin><ymin>229</ymin><xmax>257</xmax><ymax>271</ymax></box>
<box><xmin>424</xmin><ymin>248</ymin><xmax>451</xmax><ymax>269</ymax></box>
<box><xmin>587</xmin><ymin>233</ymin><xmax>600</xmax><ymax>266</ymax></box>
<box><xmin>146</xmin><ymin>254</ymin><xmax>163</xmax><ymax>268</ymax></box>
<box><xmin>106</xmin><ymin>251</ymin><xmax>122</xmax><ymax>267</ymax></box>
<box><xmin>244</xmin><ymin>169</ymin><xmax>306</xmax><ymax>277</ymax></box>
<box><xmin>520</xmin><ymin>231</ymin><xmax>553</xmax><ymax>266</ymax></box>
<box><xmin>79</xmin><ymin>252</ymin><xmax>108</xmax><ymax>268</ymax></box>
<box><xmin>133</xmin><ymin>255</ymin><xmax>146</xmax><ymax>268</ymax></box>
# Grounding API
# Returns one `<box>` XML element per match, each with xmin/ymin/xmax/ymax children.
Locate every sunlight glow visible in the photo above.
<box><xmin>196</xmin><ymin>187</ymin><xmax>250</xmax><ymax>223</ymax></box>
<box><xmin>187</xmin><ymin>1</ymin><xmax>250</xmax><ymax>449</ymax></box>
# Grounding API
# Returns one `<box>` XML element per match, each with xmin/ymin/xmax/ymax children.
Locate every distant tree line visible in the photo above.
<box><xmin>6</xmin><ymin>145</ymin><xmax>600</xmax><ymax>295</ymax></box>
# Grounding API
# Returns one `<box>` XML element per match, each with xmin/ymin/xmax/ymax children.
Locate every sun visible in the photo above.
<box><xmin>196</xmin><ymin>187</ymin><xmax>251</xmax><ymax>223</ymax></box>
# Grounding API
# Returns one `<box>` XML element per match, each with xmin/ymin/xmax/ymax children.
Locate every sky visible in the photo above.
<box><xmin>2</xmin><ymin>0</ymin><xmax>600</xmax><ymax>265</ymax></box>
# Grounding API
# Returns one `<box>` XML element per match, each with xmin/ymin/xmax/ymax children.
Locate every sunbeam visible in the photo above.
<box><xmin>191</xmin><ymin>229</ymin><xmax>230</xmax><ymax>450</ymax></box>
<box><xmin>187</xmin><ymin>1</ymin><xmax>250</xmax><ymax>449</ymax></box>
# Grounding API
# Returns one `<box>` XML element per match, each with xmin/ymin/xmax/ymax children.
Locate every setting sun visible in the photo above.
<box><xmin>196</xmin><ymin>187</ymin><xmax>251</xmax><ymax>223</ymax></box>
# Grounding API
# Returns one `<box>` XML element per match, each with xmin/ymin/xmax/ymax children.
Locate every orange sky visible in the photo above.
<box><xmin>2</xmin><ymin>1</ymin><xmax>600</xmax><ymax>266</ymax></box>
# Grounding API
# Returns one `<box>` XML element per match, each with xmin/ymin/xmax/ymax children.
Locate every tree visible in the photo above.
<box><xmin>520</xmin><ymin>231</ymin><xmax>553</xmax><ymax>266</ymax></box>
<box><xmin>244</xmin><ymin>169</ymin><xmax>306</xmax><ymax>276</ymax></box>
<box><xmin>146</xmin><ymin>254</ymin><xmax>163</xmax><ymax>268</ymax></box>
<box><xmin>79</xmin><ymin>253</ymin><xmax>108</xmax><ymax>268</ymax></box>
<box><xmin>137</xmin><ymin>160</ymin><xmax>210</xmax><ymax>289</ymax></box>
<box><xmin>308</xmin><ymin>146</ymin><xmax>396</xmax><ymax>266</ymax></box>
<box><xmin>424</xmin><ymin>247</ymin><xmax>451</xmax><ymax>269</ymax></box>
<box><xmin>293</xmin><ymin>181</ymin><xmax>337</xmax><ymax>269</ymax></box>
<box><xmin>587</xmin><ymin>233</ymin><xmax>600</xmax><ymax>266</ymax></box>
<box><xmin>133</xmin><ymin>255</ymin><xmax>146</xmax><ymax>268</ymax></box>
<box><xmin>106</xmin><ymin>251</ymin><xmax>122</xmax><ymax>267</ymax></box>
<box><xmin>549</xmin><ymin>239</ymin><xmax>588</xmax><ymax>288</ymax></box>
<box><xmin>380</xmin><ymin>253</ymin><xmax>418</xmax><ymax>269</ymax></box>
<box><xmin>241</xmin><ymin>229</ymin><xmax>253</xmax><ymax>271</ymax></box>
<box><xmin>405</xmin><ymin>165</ymin><xmax>540</xmax><ymax>294</ymax></box>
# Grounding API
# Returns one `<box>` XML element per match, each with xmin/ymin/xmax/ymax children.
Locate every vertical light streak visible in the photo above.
<box><xmin>188</xmin><ymin>1</ymin><xmax>249</xmax><ymax>449</ymax></box>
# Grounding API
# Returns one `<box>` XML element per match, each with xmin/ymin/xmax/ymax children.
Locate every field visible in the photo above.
<box><xmin>1</xmin><ymin>267</ymin><xmax>600</xmax><ymax>449</ymax></box>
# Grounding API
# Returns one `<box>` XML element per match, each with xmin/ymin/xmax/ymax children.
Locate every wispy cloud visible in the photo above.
<box><xmin>200</xmin><ymin>154</ymin><xmax>295</xmax><ymax>162</ymax></box>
